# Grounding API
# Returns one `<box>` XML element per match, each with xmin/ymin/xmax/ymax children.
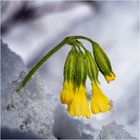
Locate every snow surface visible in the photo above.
<box><xmin>1</xmin><ymin>41</ymin><xmax>56</xmax><ymax>139</ymax></box>
<box><xmin>1</xmin><ymin>40</ymin><xmax>136</xmax><ymax>139</ymax></box>
<box><xmin>98</xmin><ymin>121</ymin><xmax>136</xmax><ymax>139</ymax></box>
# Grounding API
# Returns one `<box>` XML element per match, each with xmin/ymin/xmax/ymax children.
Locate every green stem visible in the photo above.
<box><xmin>71</xmin><ymin>36</ymin><xmax>96</xmax><ymax>45</ymax></box>
<box><xmin>16</xmin><ymin>35</ymin><xmax>96</xmax><ymax>92</ymax></box>
<box><xmin>16</xmin><ymin>39</ymin><xmax>66</xmax><ymax>92</ymax></box>
<box><xmin>76</xmin><ymin>41</ymin><xmax>87</xmax><ymax>52</ymax></box>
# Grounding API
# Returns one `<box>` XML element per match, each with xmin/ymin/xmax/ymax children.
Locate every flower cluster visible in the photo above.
<box><xmin>60</xmin><ymin>39</ymin><xmax>115</xmax><ymax>119</ymax></box>
<box><xmin>16</xmin><ymin>35</ymin><xmax>115</xmax><ymax>119</ymax></box>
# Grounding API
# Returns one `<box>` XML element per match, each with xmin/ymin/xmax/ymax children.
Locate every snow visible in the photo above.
<box><xmin>1</xmin><ymin>40</ymin><xmax>56</xmax><ymax>139</ymax></box>
<box><xmin>98</xmin><ymin>121</ymin><xmax>136</xmax><ymax>139</ymax></box>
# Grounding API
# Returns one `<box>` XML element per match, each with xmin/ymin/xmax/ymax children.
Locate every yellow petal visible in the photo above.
<box><xmin>105</xmin><ymin>73</ymin><xmax>116</xmax><ymax>83</ymax></box>
<box><xmin>91</xmin><ymin>83</ymin><xmax>111</xmax><ymax>114</ymax></box>
<box><xmin>67</xmin><ymin>85</ymin><xmax>90</xmax><ymax>119</ymax></box>
<box><xmin>60</xmin><ymin>81</ymin><xmax>74</xmax><ymax>105</ymax></box>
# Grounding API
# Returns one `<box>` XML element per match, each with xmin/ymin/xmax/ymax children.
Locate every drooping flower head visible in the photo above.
<box><xmin>92</xmin><ymin>42</ymin><xmax>115</xmax><ymax>83</ymax></box>
<box><xmin>60</xmin><ymin>48</ymin><xmax>77</xmax><ymax>105</ymax></box>
<box><xmin>67</xmin><ymin>51</ymin><xmax>91</xmax><ymax>118</ymax></box>
<box><xmin>60</xmin><ymin>38</ymin><xmax>115</xmax><ymax>118</ymax></box>
<box><xmin>17</xmin><ymin>35</ymin><xmax>116</xmax><ymax>119</ymax></box>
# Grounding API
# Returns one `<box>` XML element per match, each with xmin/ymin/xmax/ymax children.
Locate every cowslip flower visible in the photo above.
<box><xmin>85</xmin><ymin>50</ymin><xmax>111</xmax><ymax>114</ymax></box>
<box><xmin>60</xmin><ymin>49</ymin><xmax>77</xmax><ymax>105</ymax></box>
<box><xmin>93</xmin><ymin>42</ymin><xmax>115</xmax><ymax>83</ymax></box>
<box><xmin>67</xmin><ymin>52</ymin><xmax>91</xmax><ymax>118</ymax></box>
<box><xmin>67</xmin><ymin>85</ymin><xmax>90</xmax><ymax>119</ymax></box>
<box><xmin>91</xmin><ymin>82</ymin><xmax>111</xmax><ymax>114</ymax></box>
<box><xmin>17</xmin><ymin>36</ymin><xmax>115</xmax><ymax>119</ymax></box>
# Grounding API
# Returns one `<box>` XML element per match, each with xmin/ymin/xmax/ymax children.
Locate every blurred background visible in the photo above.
<box><xmin>1</xmin><ymin>0</ymin><xmax>139</xmax><ymax>139</ymax></box>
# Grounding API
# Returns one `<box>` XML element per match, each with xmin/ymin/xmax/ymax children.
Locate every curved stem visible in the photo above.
<box><xmin>70</xmin><ymin>35</ymin><xmax>98</xmax><ymax>52</ymax></box>
<box><xmin>16</xmin><ymin>35</ymin><xmax>96</xmax><ymax>92</ymax></box>
<box><xmin>16</xmin><ymin>39</ymin><xmax>66</xmax><ymax>92</ymax></box>
<box><xmin>76</xmin><ymin>40</ymin><xmax>87</xmax><ymax>52</ymax></box>
<box><xmin>70</xmin><ymin>35</ymin><xmax>96</xmax><ymax>45</ymax></box>
<box><xmin>73</xmin><ymin>44</ymin><xmax>81</xmax><ymax>52</ymax></box>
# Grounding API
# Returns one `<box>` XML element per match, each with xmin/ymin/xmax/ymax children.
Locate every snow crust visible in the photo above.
<box><xmin>1</xmin><ymin>41</ymin><xmax>56</xmax><ymax>139</ymax></box>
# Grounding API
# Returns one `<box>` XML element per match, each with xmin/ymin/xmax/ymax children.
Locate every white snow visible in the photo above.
<box><xmin>98</xmin><ymin>121</ymin><xmax>136</xmax><ymax>139</ymax></box>
<box><xmin>1</xmin><ymin>41</ymin><xmax>56</xmax><ymax>139</ymax></box>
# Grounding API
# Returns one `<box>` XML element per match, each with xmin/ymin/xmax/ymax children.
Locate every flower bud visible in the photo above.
<box><xmin>85</xmin><ymin>50</ymin><xmax>99</xmax><ymax>83</ymax></box>
<box><xmin>93</xmin><ymin>43</ymin><xmax>115</xmax><ymax>83</ymax></box>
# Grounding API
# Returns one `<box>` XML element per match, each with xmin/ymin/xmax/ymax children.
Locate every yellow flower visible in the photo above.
<box><xmin>91</xmin><ymin>83</ymin><xmax>111</xmax><ymax>114</ymax></box>
<box><xmin>60</xmin><ymin>81</ymin><xmax>74</xmax><ymax>105</ymax></box>
<box><xmin>67</xmin><ymin>84</ymin><xmax>91</xmax><ymax>119</ymax></box>
<box><xmin>105</xmin><ymin>73</ymin><xmax>116</xmax><ymax>83</ymax></box>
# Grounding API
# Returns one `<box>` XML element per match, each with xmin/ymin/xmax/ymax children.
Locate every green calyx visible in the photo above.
<box><xmin>92</xmin><ymin>43</ymin><xmax>114</xmax><ymax>76</ymax></box>
<box><xmin>75</xmin><ymin>52</ymin><xmax>87</xmax><ymax>87</ymax></box>
<box><xmin>64</xmin><ymin>48</ymin><xmax>78</xmax><ymax>83</ymax></box>
<box><xmin>85</xmin><ymin>50</ymin><xmax>99</xmax><ymax>83</ymax></box>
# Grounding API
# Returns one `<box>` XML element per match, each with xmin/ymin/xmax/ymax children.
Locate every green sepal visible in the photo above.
<box><xmin>64</xmin><ymin>48</ymin><xmax>78</xmax><ymax>83</ymax></box>
<box><xmin>76</xmin><ymin>52</ymin><xmax>87</xmax><ymax>87</ymax></box>
<box><xmin>92</xmin><ymin>43</ymin><xmax>114</xmax><ymax>76</ymax></box>
<box><xmin>85</xmin><ymin>50</ymin><xmax>99</xmax><ymax>83</ymax></box>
